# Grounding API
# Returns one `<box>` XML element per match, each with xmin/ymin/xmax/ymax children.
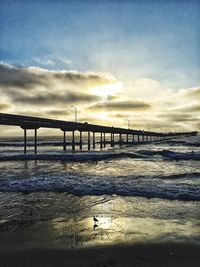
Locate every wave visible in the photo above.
<box><xmin>0</xmin><ymin>142</ymin><xmax>64</xmax><ymax>147</ymax></box>
<box><xmin>154</xmin><ymin>172</ymin><xmax>200</xmax><ymax>180</ymax></box>
<box><xmin>165</xmin><ymin>140</ymin><xmax>200</xmax><ymax>147</ymax></box>
<box><xmin>161</xmin><ymin>150</ymin><xmax>200</xmax><ymax>160</ymax></box>
<box><xmin>0</xmin><ymin>149</ymin><xmax>200</xmax><ymax>162</ymax></box>
<box><xmin>0</xmin><ymin>152</ymin><xmax>149</xmax><ymax>162</ymax></box>
<box><xmin>0</xmin><ymin>172</ymin><xmax>200</xmax><ymax>201</ymax></box>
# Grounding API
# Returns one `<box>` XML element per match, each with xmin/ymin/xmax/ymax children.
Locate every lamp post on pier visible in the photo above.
<box><xmin>70</xmin><ymin>106</ymin><xmax>78</xmax><ymax>123</ymax></box>
<box><xmin>126</xmin><ymin>119</ymin><xmax>130</xmax><ymax>129</ymax></box>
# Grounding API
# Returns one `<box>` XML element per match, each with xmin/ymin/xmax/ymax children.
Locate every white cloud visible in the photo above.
<box><xmin>0</xmin><ymin>62</ymin><xmax>199</xmax><ymax>133</ymax></box>
<box><xmin>34</xmin><ymin>58</ymin><xmax>56</xmax><ymax>66</ymax></box>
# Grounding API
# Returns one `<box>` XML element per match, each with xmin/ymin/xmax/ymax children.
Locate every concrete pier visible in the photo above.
<box><xmin>0</xmin><ymin>113</ymin><xmax>197</xmax><ymax>155</ymax></box>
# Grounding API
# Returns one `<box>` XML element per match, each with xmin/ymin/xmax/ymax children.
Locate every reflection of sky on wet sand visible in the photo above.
<box><xmin>51</xmin><ymin>216</ymin><xmax>200</xmax><ymax>248</ymax></box>
<box><xmin>0</xmin><ymin>192</ymin><xmax>199</xmax><ymax>250</ymax></box>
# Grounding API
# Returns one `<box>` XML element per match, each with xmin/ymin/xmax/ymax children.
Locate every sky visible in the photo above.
<box><xmin>0</xmin><ymin>0</ymin><xmax>199</xmax><ymax>135</ymax></box>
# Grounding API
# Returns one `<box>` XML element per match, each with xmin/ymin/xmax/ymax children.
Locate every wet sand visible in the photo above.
<box><xmin>0</xmin><ymin>243</ymin><xmax>200</xmax><ymax>267</ymax></box>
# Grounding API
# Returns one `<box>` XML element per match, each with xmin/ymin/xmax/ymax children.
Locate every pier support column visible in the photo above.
<box><xmin>142</xmin><ymin>135</ymin><xmax>144</xmax><ymax>142</ymax></box>
<box><xmin>119</xmin><ymin>133</ymin><xmax>122</xmax><ymax>146</ymax></box>
<box><xmin>72</xmin><ymin>131</ymin><xmax>75</xmax><ymax>151</ymax></box>
<box><xmin>24</xmin><ymin>129</ymin><xmax>27</xmax><ymax>155</ymax></box>
<box><xmin>88</xmin><ymin>131</ymin><xmax>90</xmax><ymax>150</ymax></box>
<box><xmin>63</xmin><ymin>130</ymin><xmax>66</xmax><ymax>151</ymax></box>
<box><xmin>112</xmin><ymin>133</ymin><xmax>115</xmax><ymax>147</ymax></box>
<box><xmin>103</xmin><ymin>133</ymin><xmax>106</xmax><ymax>147</ymax></box>
<box><xmin>34</xmin><ymin>128</ymin><xmax>37</xmax><ymax>154</ymax></box>
<box><xmin>79</xmin><ymin>131</ymin><xmax>82</xmax><ymax>150</ymax></box>
<box><xmin>138</xmin><ymin>135</ymin><xmax>140</xmax><ymax>142</ymax></box>
<box><xmin>93</xmin><ymin>132</ymin><xmax>95</xmax><ymax>149</ymax></box>
<box><xmin>126</xmin><ymin>134</ymin><xmax>128</xmax><ymax>145</ymax></box>
<box><xmin>132</xmin><ymin>134</ymin><xmax>134</xmax><ymax>143</ymax></box>
<box><xmin>100</xmin><ymin>132</ymin><xmax>103</xmax><ymax>149</ymax></box>
<box><xmin>110</xmin><ymin>133</ymin><xmax>112</xmax><ymax>147</ymax></box>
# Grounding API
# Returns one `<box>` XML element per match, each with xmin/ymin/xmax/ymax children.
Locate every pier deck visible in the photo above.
<box><xmin>0</xmin><ymin>113</ymin><xmax>197</xmax><ymax>154</ymax></box>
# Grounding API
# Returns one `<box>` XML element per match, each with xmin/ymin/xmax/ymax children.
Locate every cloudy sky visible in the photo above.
<box><xmin>0</xmin><ymin>0</ymin><xmax>199</xmax><ymax>135</ymax></box>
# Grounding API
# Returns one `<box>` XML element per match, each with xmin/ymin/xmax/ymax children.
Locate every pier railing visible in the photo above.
<box><xmin>0</xmin><ymin>113</ymin><xmax>197</xmax><ymax>154</ymax></box>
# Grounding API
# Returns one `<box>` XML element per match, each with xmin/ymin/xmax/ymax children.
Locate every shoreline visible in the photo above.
<box><xmin>0</xmin><ymin>243</ymin><xmax>200</xmax><ymax>267</ymax></box>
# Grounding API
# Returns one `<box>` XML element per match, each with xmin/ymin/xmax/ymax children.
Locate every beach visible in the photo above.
<box><xmin>0</xmin><ymin>135</ymin><xmax>200</xmax><ymax>266</ymax></box>
<box><xmin>1</xmin><ymin>243</ymin><xmax>200</xmax><ymax>267</ymax></box>
<box><xmin>1</xmin><ymin>0</ymin><xmax>200</xmax><ymax>264</ymax></box>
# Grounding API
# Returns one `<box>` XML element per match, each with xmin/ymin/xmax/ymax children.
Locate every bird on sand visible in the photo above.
<box><xmin>93</xmin><ymin>216</ymin><xmax>98</xmax><ymax>222</ymax></box>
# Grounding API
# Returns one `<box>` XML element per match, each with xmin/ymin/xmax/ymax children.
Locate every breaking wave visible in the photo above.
<box><xmin>0</xmin><ymin>149</ymin><xmax>200</xmax><ymax>161</ymax></box>
<box><xmin>0</xmin><ymin>171</ymin><xmax>200</xmax><ymax>201</ymax></box>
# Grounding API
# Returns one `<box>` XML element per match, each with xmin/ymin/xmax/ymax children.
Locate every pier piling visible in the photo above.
<box><xmin>93</xmin><ymin>132</ymin><xmax>95</xmax><ymax>149</ymax></box>
<box><xmin>24</xmin><ymin>129</ymin><xmax>27</xmax><ymax>154</ymax></box>
<box><xmin>34</xmin><ymin>128</ymin><xmax>37</xmax><ymax>154</ymax></box>
<box><xmin>80</xmin><ymin>131</ymin><xmax>82</xmax><ymax>150</ymax></box>
<box><xmin>63</xmin><ymin>130</ymin><xmax>66</xmax><ymax>151</ymax></box>
<box><xmin>1</xmin><ymin>113</ymin><xmax>197</xmax><ymax>155</ymax></box>
<box><xmin>72</xmin><ymin>131</ymin><xmax>75</xmax><ymax>151</ymax></box>
<box><xmin>100</xmin><ymin>132</ymin><xmax>103</xmax><ymax>149</ymax></box>
<box><xmin>88</xmin><ymin>131</ymin><xmax>90</xmax><ymax>150</ymax></box>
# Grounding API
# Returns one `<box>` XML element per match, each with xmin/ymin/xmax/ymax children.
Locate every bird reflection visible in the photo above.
<box><xmin>93</xmin><ymin>223</ymin><xmax>99</xmax><ymax>230</ymax></box>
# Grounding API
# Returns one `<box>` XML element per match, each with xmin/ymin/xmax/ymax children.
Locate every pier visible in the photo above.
<box><xmin>0</xmin><ymin>113</ymin><xmax>197</xmax><ymax>155</ymax></box>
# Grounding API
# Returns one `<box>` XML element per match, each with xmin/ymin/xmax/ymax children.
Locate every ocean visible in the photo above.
<box><xmin>0</xmin><ymin>134</ymin><xmax>200</xmax><ymax>251</ymax></box>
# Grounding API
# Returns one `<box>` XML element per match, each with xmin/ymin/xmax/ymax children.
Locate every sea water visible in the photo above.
<box><xmin>0</xmin><ymin>135</ymin><xmax>199</xmax><ymax>250</ymax></box>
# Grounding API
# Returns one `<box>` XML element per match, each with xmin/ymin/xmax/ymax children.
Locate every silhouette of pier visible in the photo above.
<box><xmin>0</xmin><ymin>113</ymin><xmax>197</xmax><ymax>155</ymax></box>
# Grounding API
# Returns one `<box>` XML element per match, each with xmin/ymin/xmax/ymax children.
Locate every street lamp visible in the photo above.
<box><xmin>126</xmin><ymin>119</ymin><xmax>130</xmax><ymax>129</ymax></box>
<box><xmin>70</xmin><ymin>106</ymin><xmax>77</xmax><ymax>123</ymax></box>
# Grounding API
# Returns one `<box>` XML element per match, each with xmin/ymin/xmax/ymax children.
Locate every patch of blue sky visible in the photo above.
<box><xmin>0</xmin><ymin>0</ymin><xmax>199</xmax><ymax>88</ymax></box>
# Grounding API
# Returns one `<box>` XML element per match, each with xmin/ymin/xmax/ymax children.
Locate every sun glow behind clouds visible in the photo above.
<box><xmin>90</xmin><ymin>82</ymin><xmax>123</xmax><ymax>99</ymax></box>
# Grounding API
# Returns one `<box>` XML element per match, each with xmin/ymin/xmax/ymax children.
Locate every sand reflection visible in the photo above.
<box><xmin>0</xmin><ymin>192</ymin><xmax>199</xmax><ymax>251</ymax></box>
<box><xmin>50</xmin><ymin>215</ymin><xmax>200</xmax><ymax>248</ymax></box>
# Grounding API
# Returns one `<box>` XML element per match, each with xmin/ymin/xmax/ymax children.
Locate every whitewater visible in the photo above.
<box><xmin>0</xmin><ymin>134</ymin><xmax>199</xmax><ymax>249</ymax></box>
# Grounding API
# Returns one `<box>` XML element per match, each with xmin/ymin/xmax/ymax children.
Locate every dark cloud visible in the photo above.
<box><xmin>158</xmin><ymin>113</ymin><xmax>199</xmax><ymax>122</ymax></box>
<box><xmin>112</xmin><ymin>113</ymin><xmax>128</xmax><ymax>118</ymax></box>
<box><xmin>46</xmin><ymin>109</ymin><xmax>71</xmax><ymax>116</ymax></box>
<box><xmin>0</xmin><ymin>63</ymin><xmax>114</xmax><ymax>90</ymax></box>
<box><xmin>174</xmin><ymin>104</ymin><xmax>200</xmax><ymax>113</ymax></box>
<box><xmin>0</xmin><ymin>62</ymin><xmax>113</xmax><ymax>109</ymax></box>
<box><xmin>0</xmin><ymin>102</ymin><xmax>11</xmax><ymax>111</ymax></box>
<box><xmin>106</xmin><ymin>95</ymin><xmax>119</xmax><ymax>101</ymax></box>
<box><xmin>88</xmin><ymin>101</ymin><xmax>151</xmax><ymax>111</ymax></box>
<box><xmin>0</xmin><ymin>64</ymin><xmax>44</xmax><ymax>89</ymax></box>
<box><xmin>12</xmin><ymin>92</ymin><xmax>100</xmax><ymax>105</ymax></box>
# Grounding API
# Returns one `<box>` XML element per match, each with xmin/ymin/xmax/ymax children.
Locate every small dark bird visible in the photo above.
<box><xmin>93</xmin><ymin>216</ymin><xmax>98</xmax><ymax>222</ymax></box>
<box><xmin>93</xmin><ymin>223</ymin><xmax>99</xmax><ymax>230</ymax></box>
